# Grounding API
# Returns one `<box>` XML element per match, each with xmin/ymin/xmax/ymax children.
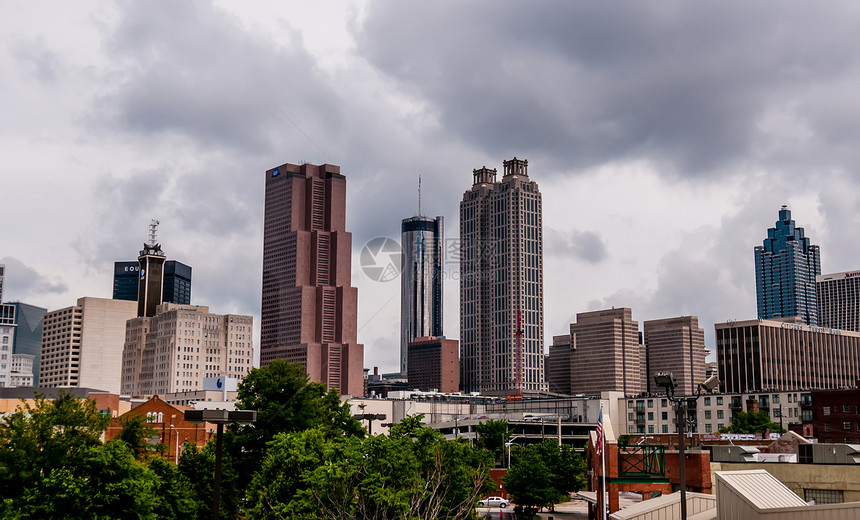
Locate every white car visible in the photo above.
<box><xmin>479</xmin><ymin>496</ymin><xmax>510</xmax><ymax>508</ymax></box>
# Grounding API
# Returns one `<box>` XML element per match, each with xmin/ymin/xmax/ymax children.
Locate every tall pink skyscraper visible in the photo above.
<box><xmin>261</xmin><ymin>162</ymin><xmax>363</xmax><ymax>396</ymax></box>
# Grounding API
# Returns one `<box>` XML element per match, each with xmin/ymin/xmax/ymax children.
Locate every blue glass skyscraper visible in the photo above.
<box><xmin>755</xmin><ymin>206</ymin><xmax>821</xmax><ymax>325</ymax></box>
<box><xmin>400</xmin><ymin>215</ymin><xmax>443</xmax><ymax>377</ymax></box>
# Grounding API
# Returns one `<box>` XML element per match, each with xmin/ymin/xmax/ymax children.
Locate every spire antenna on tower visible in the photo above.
<box><xmin>418</xmin><ymin>175</ymin><xmax>422</xmax><ymax>217</ymax></box>
<box><xmin>148</xmin><ymin>219</ymin><xmax>160</xmax><ymax>246</ymax></box>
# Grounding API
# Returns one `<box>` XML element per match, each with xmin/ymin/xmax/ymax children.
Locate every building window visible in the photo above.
<box><xmin>662</xmin><ymin>425</ymin><xmax>668</xmax><ymax>433</ymax></box>
<box><xmin>845</xmin><ymin>422</ymin><xmax>852</xmax><ymax>431</ymax></box>
<box><xmin>823</xmin><ymin>406</ymin><xmax>831</xmax><ymax>416</ymax></box>
<box><xmin>628</xmin><ymin>401</ymin><xmax>634</xmax><ymax>408</ymax></box>
<box><xmin>662</xmin><ymin>399</ymin><xmax>667</xmax><ymax>408</ymax></box>
<box><xmin>648</xmin><ymin>425</ymin><xmax>654</xmax><ymax>433</ymax></box>
<box><xmin>772</xmin><ymin>395</ymin><xmax>779</xmax><ymax>404</ymax></box>
<box><xmin>804</xmin><ymin>489</ymin><xmax>843</xmax><ymax>505</ymax></box>
<box><xmin>825</xmin><ymin>423</ymin><xmax>831</xmax><ymax>432</ymax></box>
<box><xmin>628</xmin><ymin>413</ymin><xmax>634</xmax><ymax>422</ymax></box>
<box><xmin>647</xmin><ymin>399</ymin><xmax>653</xmax><ymax>408</ymax></box>
<box><xmin>704</xmin><ymin>397</ymin><xmax>711</xmax><ymax>406</ymax></box>
<box><xmin>718</xmin><ymin>423</ymin><xmax>724</xmax><ymax>430</ymax></box>
<box><xmin>705</xmin><ymin>424</ymin><xmax>712</xmax><ymax>433</ymax></box>
<box><xmin>705</xmin><ymin>410</ymin><xmax>712</xmax><ymax>419</ymax></box>
<box><xmin>648</xmin><ymin>412</ymin><xmax>654</xmax><ymax>421</ymax></box>
<box><xmin>717</xmin><ymin>397</ymin><xmax>723</xmax><ymax>406</ymax></box>
<box><xmin>717</xmin><ymin>410</ymin><xmax>724</xmax><ymax>419</ymax></box>
<box><xmin>662</xmin><ymin>411</ymin><xmax>668</xmax><ymax>421</ymax></box>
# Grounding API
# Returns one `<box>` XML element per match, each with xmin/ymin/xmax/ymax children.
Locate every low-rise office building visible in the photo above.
<box><xmin>406</xmin><ymin>336</ymin><xmax>459</xmax><ymax>393</ymax></box>
<box><xmin>618</xmin><ymin>390</ymin><xmax>811</xmax><ymax>435</ymax></box>
<box><xmin>121</xmin><ymin>303</ymin><xmax>253</xmax><ymax>397</ymax></box>
<box><xmin>40</xmin><ymin>297</ymin><xmax>137</xmax><ymax>394</ymax></box>
<box><xmin>716</xmin><ymin>318</ymin><xmax>860</xmax><ymax>393</ymax></box>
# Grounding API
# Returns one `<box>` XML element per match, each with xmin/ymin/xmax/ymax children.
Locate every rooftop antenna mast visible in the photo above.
<box><xmin>148</xmin><ymin>219</ymin><xmax>160</xmax><ymax>246</ymax></box>
<box><xmin>418</xmin><ymin>175</ymin><xmax>422</xmax><ymax>217</ymax></box>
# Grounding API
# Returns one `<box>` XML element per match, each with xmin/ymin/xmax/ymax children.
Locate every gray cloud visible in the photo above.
<box><xmin>91</xmin><ymin>1</ymin><xmax>342</xmax><ymax>155</ymax></box>
<box><xmin>546</xmin><ymin>229</ymin><xmax>608</xmax><ymax>264</ymax></box>
<box><xmin>1</xmin><ymin>257</ymin><xmax>68</xmax><ymax>303</ymax></box>
<box><xmin>12</xmin><ymin>38</ymin><xmax>60</xmax><ymax>85</ymax></box>
<box><xmin>356</xmin><ymin>1</ymin><xmax>860</xmax><ymax>178</ymax></box>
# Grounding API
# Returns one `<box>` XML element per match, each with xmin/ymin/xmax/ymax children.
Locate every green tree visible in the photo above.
<box><xmin>718</xmin><ymin>411</ymin><xmax>784</xmax><ymax>434</ymax></box>
<box><xmin>0</xmin><ymin>391</ymin><xmax>110</xmax><ymax>505</ymax></box>
<box><xmin>247</xmin><ymin>416</ymin><xmax>493</xmax><ymax>520</ymax></box>
<box><xmin>12</xmin><ymin>440</ymin><xmax>159</xmax><ymax>519</ymax></box>
<box><xmin>227</xmin><ymin>360</ymin><xmax>364</xmax><ymax>481</ymax></box>
<box><xmin>148</xmin><ymin>455</ymin><xmax>199</xmax><ymax>518</ymax></box>
<box><xmin>504</xmin><ymin>448</ymin><xmax>557</xmax><ymax>519</ymax></box>
<box><xmin>476</xmin><ymin>418</ymin><xmax>510</xmax><ymax>465</ymax></box>
<box><xmin>177</xmin><ymin>441</ymin><xmax>240</xmax><ymax>520</ymax></box>
<box><xmin>533</xmin><ymin>441</ymin><xmax>587</xmax><ymax>496</ymax></box>
<box><xmin>117</xmin><ymin>413</ymin><xmax>157</xmax><ymax>459</ymax></box>
<box><xmin>503</xmin><ymin>441</ymin><xmax>588</xmax><ymax>519</ymax></box>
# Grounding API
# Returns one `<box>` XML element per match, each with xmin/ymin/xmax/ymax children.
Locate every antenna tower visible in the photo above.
<box><xmin>148</xmin><ymin>219</ymin><xmax>160</xmax><ymax>246</ymax></box>
<box><xmin>418</xmin><ymin>175</ymin><xmax>422</xmax><ymax>216</ymax></box>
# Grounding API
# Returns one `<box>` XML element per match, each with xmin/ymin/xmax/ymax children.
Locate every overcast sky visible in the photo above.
<box><xmin>4</xmin><ymin>1</ymin><xmax>860</xmax><ymax>373</ymax></box>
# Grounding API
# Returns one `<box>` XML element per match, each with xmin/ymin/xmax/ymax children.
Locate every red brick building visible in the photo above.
<box><xmin>105</xmin><ymin>395</ymin><xmax>212</xmax><ymax>462</ymax></box>
<box><xmin>587</xmin><ymin>429</ymin><xmax>712</xmax><ymax>515</ymax></box>
<box><xmin>811</xmin><ymin>388</ymin><xmax>860</xmax><ymax>443</ymax></box>
<box><xmin>407</xmin><ymin>336</ymin><xmax>459</xmax><ymax>393</ymax></box>
<box><xmin>261</xmin><ymin>162</ymin><xmax>364</xmax><ymax>396</ymax></box>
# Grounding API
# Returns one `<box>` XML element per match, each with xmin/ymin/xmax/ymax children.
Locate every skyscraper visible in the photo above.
<box><xmin>817</xmin><ymin>270</ymin><xmax>860</xmax><ymax>332</ymax></box>
<box><xmin>568</xmin><ymin>308</ymin><xmax>643</xmax><ymax>396</ymax></box>
<box><xmin>755</xmin><ymin>206</ymin><xmax>821</xmax><ymax>325</ymax></box>
<box><xmin>643</xmin><ymin>316</ymin><xmax>707</xmax><ymax>395</ymax></box>
<box><xmin>261</xmin><ymin>162</ymin><xmax>363</xmax><ymax>396</ymax></box>
<box><xmin>400</xmin><ymin>214</ymin><xmax>443</xmax><ymax>376</ymax></box>
<box><xmin>0</xmin><ymin>263</ymin><xmax>5</xmax><ymax>302</ymax></box>
<box><xmin>460</xmin><ymin>157</ymin><xmax>546</xmax><ymax>395</ymax></box>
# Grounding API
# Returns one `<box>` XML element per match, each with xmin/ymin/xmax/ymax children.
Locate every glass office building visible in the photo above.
<box><xmin>400</xmin><ymin>215</ymin><xmax>444</xmax><ymax>377</ymax></box>
<box><xmin>754</xmin><ymin>206</ymin><xmax>821</xmax><ymax>325</ymax></box>
<box><xmin>8</xmin><ymin>302</ymin><xmax>46</xmax><ymax>386</ymax></box>
<box><xmin>113</xmin><ymin>260</ymin><xmax>192</xmax><ymax>305</ymax></box>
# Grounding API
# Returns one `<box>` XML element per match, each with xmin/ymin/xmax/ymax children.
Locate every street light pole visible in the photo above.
<box><xmin>184</xmin><ymin>409</ymin><xmax>257</xmax><ymax>520</ymax></box>
<box><xmin>654</xmin><ymin>373</ymin><xmax>688</xmax><ymax>520</ymax></box>
<box><xmin>676</xmin><ymin>399</ymin><xmax>687</xmax><ymax>520</ymax></box>
<box><xmin>655</xmin><ymin>372</ymin><xmax>720</xmax><ymax>520</ymax></box>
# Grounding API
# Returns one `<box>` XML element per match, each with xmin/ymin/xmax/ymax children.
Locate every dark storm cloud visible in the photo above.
<box><xmin>545</xmin><ymin>229</ymin><xmax>608</xmax><ymax>264</ymax></box>
<box><xmin>91</xmin><ymin>1</ymin><xmax>343</xmax><ymax>155</ymax></box>
<box><xmin>356</xmin><ymin>1</ymin><xmax>860</xmax><ymax>177</ymax></box>
<box><xmin>1</xmin><ymin>257</ymin><xmax>68</xmax><ymax>303</ymax></box>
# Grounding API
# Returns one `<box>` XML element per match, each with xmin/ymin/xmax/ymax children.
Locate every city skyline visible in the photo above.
<box><xmin>7</xmin><ymin>3</ymin><xmax>860</xmax><ymax>374</ymax></box>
